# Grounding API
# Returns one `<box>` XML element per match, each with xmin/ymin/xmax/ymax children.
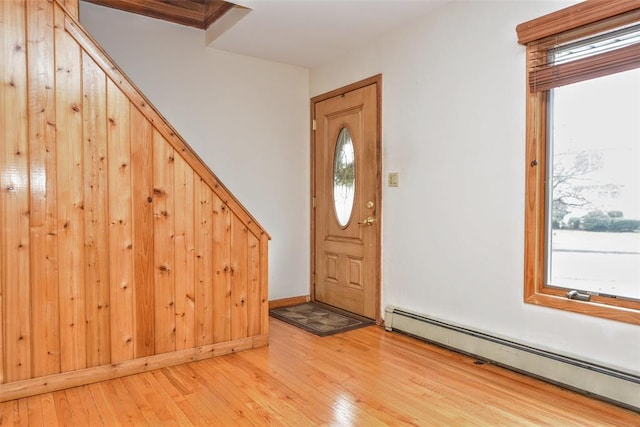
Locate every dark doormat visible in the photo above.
<box><xmin>270</xmin><ymin>302</ymin><xmax>374</xmax><ymax>337</ymax></box>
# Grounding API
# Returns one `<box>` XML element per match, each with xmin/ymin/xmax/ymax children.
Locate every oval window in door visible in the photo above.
<box><xmin>333</xmin><ymin>127</ymin><xmax>355</xmax><ymax>227</ymax></box>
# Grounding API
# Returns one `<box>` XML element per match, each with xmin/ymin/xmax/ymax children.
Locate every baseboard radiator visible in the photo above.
<box><xmin>384</xmin><ymin>306</ymin><xmax>640</xmax><ymax>412</ymax></box>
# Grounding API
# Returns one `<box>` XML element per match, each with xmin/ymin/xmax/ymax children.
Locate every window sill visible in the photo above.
<box><xmin>525</xmin><ymin>291</ymin><xmax>640</xmax><ymax>325</ymax></box>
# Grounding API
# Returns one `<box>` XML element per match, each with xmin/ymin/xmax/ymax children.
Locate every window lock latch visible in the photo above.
<box><xmin>566</xmin><ymin>290</ymin><xmax>591</xmax><ymax>302</ymax></box>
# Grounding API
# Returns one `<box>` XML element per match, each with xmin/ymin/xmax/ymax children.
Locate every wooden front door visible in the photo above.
<box><xmin>311</xmin><ymin>77</ymin><xmax>381</xmax><ymax>320</ymax></box>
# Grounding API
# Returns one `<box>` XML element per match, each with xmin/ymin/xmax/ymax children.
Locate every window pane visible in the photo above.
<box><xmin>333</xmin><ymin>127</ymin><xmax>355</xmax><ymax>227</ymax></box>
<box><xmin>548</xmin><ymin>68</ymin><xmax>640</xmax><ymax>301</ymax></box>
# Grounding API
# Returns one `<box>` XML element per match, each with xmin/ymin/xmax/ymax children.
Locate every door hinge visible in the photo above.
<box><xmin>312</xmin><ymin>197</ymin><xmax>316</xmax><ymax>208</ymax></box>
<box><xmin>312</xmin><ymin>119</ymin><xmax>316</xmax><ymax>131</ymax></box>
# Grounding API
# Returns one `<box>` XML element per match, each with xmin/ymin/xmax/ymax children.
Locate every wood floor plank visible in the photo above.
<box><xmin>25</xmin><ymin>396</ymin><xmax>44</xmax><ymax>427</ymax></box>
<box><xmin>74</xmin><ymin>384</ymin><xmax>104</xmax><ymax>426</ymax></box>
<box><xmin>233</xmin><ymin>347</ymin><xmax>353</xmax><ymax>425</ymax></box>
<box><xmin>0</xmin><ymin>318</ymin><xmax>637</xmax><ymax>426</ymax></box>
<box><xmin>103</xmin><ymin>379</ymin><xmax>147</xmax><ymax>425</ymax></box>
<box><xmin>85</xmin><ymin>380</ymin><xmax>122</xmax><ymax>425</ymax></box>
<box><xmin>0</xmin><ymin>399</ymin><xmax>23</xmax><ymax>427</ymax></box>
<box><xmin>64</xmin><ymin>386</ymin><xmax>99</xmax><ymax>426</ymax></box>
<box><xmin>269</xmin><ymin>328</ymin><xmax>440</xmax><ymax>424</ymax></box>
<box><xmin>120</xmin><ymin>375</ymin><xmax>164</xmax><ymax>425</ymax></box>
<box><xmin>192</xmin><ymin>358</ymin><xmax>266</xmax><ymax>425</ymax></box>
<box><xmin>38</xmin><ymin>394</ymin><xmax>58</xmax><ymax>427</ymax></box>
<box><xmin>210</xmin><ymin>356</ymin><xmax>311</xmax><ymax>425</ymax></box>
<box><xmin>157</xmin><ymin>366</ymin><xmax>227</xmax><ymax>426</ymax></box>
<box><xmin>133</xmin><ymin>372</ymin><xmax>186</xmax><ymax>426</ymax></box>
<box><xmin>52</xmin><ymin>389</ymin><xmax>73</xmax><ymax>426</ymax></box>
<box><xmin>149</xmin><ymin>368</ymin><xmax>214</xmax><ymax>425</ymax></box>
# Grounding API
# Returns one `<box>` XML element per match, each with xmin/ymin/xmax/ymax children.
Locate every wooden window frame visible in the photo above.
<box><xmin>518</xmin><ymin>0</ymin><xmax>640</xmax><ymax>325</ymax></box>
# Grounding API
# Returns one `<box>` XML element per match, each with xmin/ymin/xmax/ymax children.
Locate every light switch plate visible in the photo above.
<box><xmin>388</xmin><ymin>172</ymin><xmax>399</xmax><ymax>187</ymax></box>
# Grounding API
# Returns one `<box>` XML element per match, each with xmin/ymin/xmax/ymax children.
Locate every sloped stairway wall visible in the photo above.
<box><xmin>0</xmin><ymin>0</ymin><xmax>269</xmax><ymax>401</ymax></box>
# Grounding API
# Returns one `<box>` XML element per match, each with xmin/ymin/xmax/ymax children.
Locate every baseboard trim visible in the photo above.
<box><xmin>269</xmin><ymin>295</ymin><xmax>310</xmax><ymax>310</ymax></box>
<box><xmin>1</xmin><ymin>335</ymin><xmax>267</xmax><ymax>402</ymax></box>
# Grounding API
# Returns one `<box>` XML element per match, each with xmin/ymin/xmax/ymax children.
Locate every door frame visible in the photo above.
<box><xmin>310</xmin><ymin>74</ymin><xmax>383</xmax><ymax>324</ymax></box>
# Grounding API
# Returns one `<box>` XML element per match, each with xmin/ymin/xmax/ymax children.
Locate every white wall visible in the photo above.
<box><xmin>79</xmin><ymin>2</ymin><xmax>310</xmax><ymax>300</ymax></box>
<box><xmin>310</xmin><ymin>1</ymin><xmax>640</xmax><ymax>373</ymax></box>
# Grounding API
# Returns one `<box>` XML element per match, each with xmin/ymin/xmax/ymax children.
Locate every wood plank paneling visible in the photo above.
<box><xmin>55</xmin><ymin>3</ymin><xmax>87</xmax><ymax>373</ymax></box>
<box><xmin>230</xmin><ymin>215</ymin><xmax>248</xmax><ymax>340</ymax></box>
<box><xmin>174</xmin><ymin>155</ymin><xmax>196</xmax><ymax>350</ymax></box>
<box><xmin>195</xmin><ymin>179</ymin><xmax>214</xmax><ymax>346</ymax></box>
<box><xmin>0</xmin><ymin>0</ymin><xmax>12</xmax><ymax>388</ymax></box>
<box><xmin>212</xmin><ymin>195</ymin><xmax>231</xmax><ymax>343</ymax></box>
<box><xmin>1</xmin><ymin>0</ymin><xmax>31</xmax><ymax>383</ymax></box>
<box><xmin>27</xmin><ymin>0</ymin><xmax>61</xmax><ymax>378</ymax></box>
<box><xmin>107</xmin><ymin>78</ymin><xmax>134</xmax><ymax>363</ymax></box>
<box><xmin>83</xmin><ymin>52</ymin><xmax>111</xmax><ymax>368</ymax></box>
<box><xmin>153</xmin><ymin>130</ymin><xmax>176</xmax><ymax>354</ymax></box>
<box><xmin>62</xmin><ymin>14</ymin><xmax>268</xmax><ymax>241</ymax></box>
<box><xmin>247</xmin><ymin>233</ymin><xmax>261</xmax><ymax>337</ymax></box>
<box><xmin>1</xmin><ymin>0</ymin><xmax>268</xmax><ymax>398</ymax></box>
<box><xmin>131</xmin><ymin>106</ymin><xmax>154</xmax><ymax>358</ymax></box>
<box><xmin>259</xmin><ymin>235</ymin><xmax>269</xmax><ymax>336</ymax></box>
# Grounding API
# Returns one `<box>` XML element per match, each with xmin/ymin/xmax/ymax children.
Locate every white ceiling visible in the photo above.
<box><xmin>208</xmin><ymin>0</ymin><xmax>448</xmax><ymax>68</ymax></box>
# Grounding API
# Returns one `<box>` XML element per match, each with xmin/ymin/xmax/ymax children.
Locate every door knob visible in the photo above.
<box><xmin>357</xmin><ymin>216</ymin><xmax>375</xmax><ymax>226</ymax></box>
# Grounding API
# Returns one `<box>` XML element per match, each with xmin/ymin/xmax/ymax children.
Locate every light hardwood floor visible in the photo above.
<box><xmin>1</xmin><ymin>318</ymin><xmax>637</xmax><ymax>426</ymax></box>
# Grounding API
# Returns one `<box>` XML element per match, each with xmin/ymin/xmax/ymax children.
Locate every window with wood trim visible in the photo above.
<box><xmin>517</xmin><ymin>0</ymin><xmax>640</xmax><ymax>325</ymax></box>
